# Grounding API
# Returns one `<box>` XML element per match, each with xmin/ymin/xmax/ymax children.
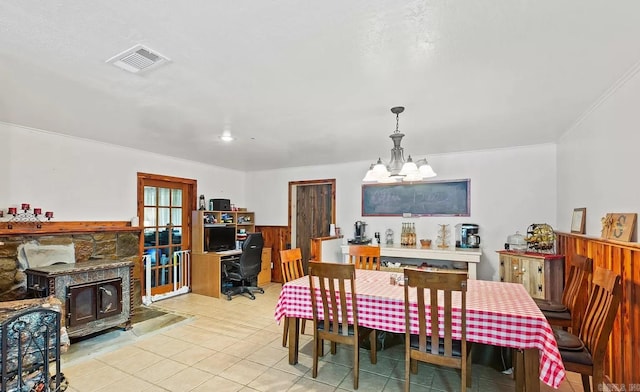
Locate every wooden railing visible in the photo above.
<box><xmin>556</xmin><ymin>232</ymin><xmax>639</xmax><ymax>386</ymax></box>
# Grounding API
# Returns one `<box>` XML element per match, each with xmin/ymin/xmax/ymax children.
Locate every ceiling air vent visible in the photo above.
<box><xmin>106</xmin><ymin>44</ymin><xmax>170</xmax><ymax>73</ymax></box>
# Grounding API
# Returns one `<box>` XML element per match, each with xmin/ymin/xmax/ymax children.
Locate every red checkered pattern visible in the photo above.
<box><xmin>274</xmin><ymin>269</ymin><xmax>565</xmax><ymax>388</ymax></box>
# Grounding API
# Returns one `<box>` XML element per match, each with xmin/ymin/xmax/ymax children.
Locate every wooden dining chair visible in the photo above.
<box><xmin>404</xmin><ymin>269</ymin><xmax>471</xmax><ymax>392</ymax></box>
<box><xmin>555</xmin><ymin>267</ymin><xmax>622</xmax><ymax>392</ymax></box>
<box><xmin>535</xmin><ymin>254</ymin><xmax>593</xmax><ymax>333</ymax></box>
<box><xmin>348</xmin><ymin>245</ymin><xmax>381</xmax><ymax>270</ymax></box>
<box><xmin>308</xmin><ymin>261</ymin><xmax>376</xmax><ymax>390</ymax></box>
<box><xmin>279</xmin><ymin>248</ymin><xmax>306</xmax><ymax>347</ymax></box>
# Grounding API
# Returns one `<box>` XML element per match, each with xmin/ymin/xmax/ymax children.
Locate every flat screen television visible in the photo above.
<box><xmin>205</xmin><ymin>225</ymin><xmax>236</xmax><ymax>252</ymax></box>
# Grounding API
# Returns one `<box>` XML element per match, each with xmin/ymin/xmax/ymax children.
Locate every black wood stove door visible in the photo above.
<box><xmin>97</xmin><ymin>278</ymin><xmax>123</xmax><ymax>320</ymax></box>
<box><xmin>68</xmin><ymin>278</ymin><xmax>123</xmax><ymax>327</ymax></box>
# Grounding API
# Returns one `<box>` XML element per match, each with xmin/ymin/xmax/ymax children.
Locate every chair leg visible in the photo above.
<box><xmin>353</xmin><ymin>340</ymin><xmax>359</xmax><ymax>390</ymax></box>
<box><xmin>369</xmin><ymin>330</ymin><xmax>377</xmax><ymax>364</ymax></box>
<box><xmin>282</xmin><ymin>318</ymin><xmax>289</xmax><ymax>347</ymax></box>
<box><xmin>581</xmin><ymin>374</ymin><xmax>591</xmax><ymax>392</ymax></box>
<box><xmin>405</xmin><ymin>348</ymin><xmax>411</xmax><ymax>392</ymax></box>
<box><xmin>465</xmin><ymin>343</ymin><xmax>473</xmax><ymax>389</ymax></box>
<box><xmin>301</xmin><ymin>319</ymin><xmax>306</xmax><ymax>335</ymax></box>
<box><xmin>331</xmin><ymin>342</ymin><xmax>337</xmax><ymax>355</ymax></box>
<box><xmin>312</xmin><ymin>334</ymin><xmax>319</xmax><ymax>378</ymax></box>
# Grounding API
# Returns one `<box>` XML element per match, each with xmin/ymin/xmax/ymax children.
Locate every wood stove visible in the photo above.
<box><xmin>25</xmin><ymin>259</ymin><xmax>133</xmax><ymax>338</ymax></box>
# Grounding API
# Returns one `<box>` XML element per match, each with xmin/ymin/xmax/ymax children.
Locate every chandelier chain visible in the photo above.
<box><xmin>395</xmin><ymin>112</ymin><xmax>400</xmax><ymax>134</ymax></box>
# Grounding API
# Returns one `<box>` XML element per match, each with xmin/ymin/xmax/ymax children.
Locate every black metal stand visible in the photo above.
<box><xmin>1</xmin><ymin>307</ymin><xmax>63</xmax><ymax>392</ymax></box>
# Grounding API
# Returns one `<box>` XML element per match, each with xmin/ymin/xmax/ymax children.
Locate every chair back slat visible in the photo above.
<box><xmin>348</xmin><ymin>245</ymin><xmax>381</xmax><ymax>270</ymax></box>
<box><xmin>308</xmin><ymin>262</ymin><xmax>357</xmax><ymax>337</ymax></box>
<box><xmin>578</xmin><ymin>267</ymin><xmax>622</xmax><ymax>359</ymax></box>
<box><xmin>562</xmin><ymin>255</ymin><xmax>593</xmax><ymax>332</ymax></box>
<box><xmin>280</xmin><ymin>248</ymin><xmax>305</xmax><ymax>283</ymax></box>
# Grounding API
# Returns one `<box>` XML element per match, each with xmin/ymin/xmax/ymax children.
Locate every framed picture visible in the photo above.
<box><xmin>571</xmin><ymin>208</ymin><xmax>586</xmax><ymax>234</ymax></box>
<box><xmin>362</xmin><ymin>179</ymin><xmax>470</xmax><ymax>217</ymax></box>
<box><xmin>602</xmin><ymin>213</ymin><xmax>637</xmax><ymax>242</ymax></box>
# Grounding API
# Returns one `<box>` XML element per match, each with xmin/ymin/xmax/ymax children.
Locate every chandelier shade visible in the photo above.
<box><xmin>362</xmin><ymin>106</ymin><xmax>437</xmax><ymax>182</ymax></box>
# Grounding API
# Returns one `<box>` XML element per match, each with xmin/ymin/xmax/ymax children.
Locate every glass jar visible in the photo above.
<box><xmin>507</xmin><ymin>231</ymin><xmax>527</xmax><ymax>253</ymax></box>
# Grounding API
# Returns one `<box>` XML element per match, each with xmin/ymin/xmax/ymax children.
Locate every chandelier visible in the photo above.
<box><xmin>363</xmin><ymin>106</ymin><xmax>436</xmax><ymax>182</ymax></box>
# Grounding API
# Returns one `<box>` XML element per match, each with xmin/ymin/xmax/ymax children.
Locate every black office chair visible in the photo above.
<box><xmin>222</xmin><ymin>232</ymin><xmax>265</xmax><ymax>300</ymax></box>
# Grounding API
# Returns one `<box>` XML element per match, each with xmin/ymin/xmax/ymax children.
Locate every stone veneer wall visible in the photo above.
<box><xmin>0</xmin><ymin>232</ymin><xmax>139</xmax><ymax>301</ymax></box>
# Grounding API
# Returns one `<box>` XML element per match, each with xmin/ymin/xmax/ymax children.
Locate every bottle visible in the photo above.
<box><xmin>411</xmin><ymin>223</ymin><xmax>416</xmax><ymax>246</ymax></box>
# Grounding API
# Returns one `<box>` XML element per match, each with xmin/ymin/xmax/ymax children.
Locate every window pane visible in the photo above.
<box><xmin>158</xmin><ymin>207</ymin><xmax>170</xmax><ymax>226</ymax></box>
<box><xmin>158</xmin><ymin>188</ymin><xmax>170</xmax><ymax>207</ymax></box>
<box><xmin>143</xmin><ymin>229</ymin><xmax>157</xmax><ymax>247</ymax></box>
<box><xmin>171</xmin><ymin>227</ymin><xmax>182</xmax><ymax>245</ymax></box>
<box><xmin>171</xmin><ymin>189</ymin><xmax>182</xmax><ymax>207</ymax></box>
<box><xmin>144</xmin><ymin>186</ymin><xmax>156</xmax><ymax>206</ymax></box>
<box><xmin>144</xmin><ymin>208</ymin><xmax>156</xmax><ymax>227</ymax></box>
<box><xmin>171</xmin><ymin>208</ymin><xmax>182</xmax><ymax>226</ymax></box>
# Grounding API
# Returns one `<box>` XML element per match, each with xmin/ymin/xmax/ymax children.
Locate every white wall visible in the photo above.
<box><xmin>557</xmin><ymin>67</ymin><xmax>640</xmax><ymax>237</ymax></box>
<box><xmin>246</xmin><ymin>144</ymin><xmax>557</xmax><ymax>280</ymax></box>
<box><xmin>1</xmin><ymin>123</ymin><xmax>245</xmax><ymax>221</ymax></box>
<box><xmin>1</xmin><ymin>122</ymin><xmax>562</xmax><ymax>280</ymax></box>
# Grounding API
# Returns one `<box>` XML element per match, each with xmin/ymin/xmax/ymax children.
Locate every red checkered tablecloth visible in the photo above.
<box><xmin>274</xmin><ymin>269</ymin><xmax>565</xmax><ymax>388</ymax></box>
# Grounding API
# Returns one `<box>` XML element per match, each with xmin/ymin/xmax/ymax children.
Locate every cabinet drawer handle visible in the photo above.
<box><xmin>538</xmin><ymin>284</ymin><xmax>543</xmax><ymax>292</ymax></box>
<box><xmin>538</xmin><ymin>266</ymin><xmax>543</xmax><ymax>273</ymax></box>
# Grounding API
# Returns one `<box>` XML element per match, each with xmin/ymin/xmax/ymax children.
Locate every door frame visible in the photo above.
<box><xmin>288</xmin><ymin>179</ymin><xmax>336</xmax><ymax>250</ymax></box>
<box><xmin>136</xmin><ymin>172</ymin><xmax>197</xmax><ymax>295</ymax></box>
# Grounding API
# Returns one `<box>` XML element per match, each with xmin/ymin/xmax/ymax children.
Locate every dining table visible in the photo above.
<box><xmin>274</xmin><ymin>269</ymin><xmax>565</xmax><ymax>392</ymax></box>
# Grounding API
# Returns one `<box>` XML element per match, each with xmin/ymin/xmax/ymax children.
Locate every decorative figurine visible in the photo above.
<box><xmin>199</xmin><ymin>195</ymin><xmax>206</xmax><ymax>210</ymax></box>
<box><xmin>437</xmin><ymin>224</ymin><xmax>450</xmax><ymax>249</ymax></box>
<box><xmin>385</xmin><ymin>228</ymin><xmax>394</xmax><ymax>245</ymax></box>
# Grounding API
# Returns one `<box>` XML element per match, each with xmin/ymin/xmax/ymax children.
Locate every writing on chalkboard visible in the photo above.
<box><xmin>362</xmin><ymin>179</ymin><xmax>470</xmax><ymax>217</ymax></box>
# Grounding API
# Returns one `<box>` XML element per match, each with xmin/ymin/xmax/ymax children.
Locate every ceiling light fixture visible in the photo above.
<box><xmin>219</xmin><ymin>130</ymin><xmax>234</xmax><ymax>142</ymax></box>
<box><xmin>363</xmin><ymin>106</ymin><xmax>436</xmax><ymax>182</ymax></box>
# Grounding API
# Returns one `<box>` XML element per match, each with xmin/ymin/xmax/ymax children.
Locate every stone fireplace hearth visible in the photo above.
<box><xmin>0</xmin><ymin>231</ymin><xmax>139</xmax><ymax>302</ymax></box>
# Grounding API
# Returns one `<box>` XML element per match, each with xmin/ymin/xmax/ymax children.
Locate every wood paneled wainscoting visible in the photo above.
<box><xmin>556</xmin><ymin>232</ymin><xmax>639</xmax><ymax>387</ymax></box>
<box><xmin>256</xmin><ymin>226</ymin><xmax>290</xmax><ymax>283</ymax></box>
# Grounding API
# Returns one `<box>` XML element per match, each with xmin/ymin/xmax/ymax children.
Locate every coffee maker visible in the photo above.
<box><xmin>456</xmin><ymin>223</ymin><xmax>480</xmax><ymax>248</ymax></box>
<box><xmin>348</xmin><ymin>220</ymin><xmax>371</xmax><ymax>244</ymax></box>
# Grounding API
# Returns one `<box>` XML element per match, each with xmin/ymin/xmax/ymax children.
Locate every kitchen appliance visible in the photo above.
<box><xmin>456</xmin><ymin>223</ymin><xmax>480</xmax><ymax>248</ymax></box>
<box><xmin>348</xmin><ymin>220</ymin><xmax>371</xmax><ymax>244</ymax></box>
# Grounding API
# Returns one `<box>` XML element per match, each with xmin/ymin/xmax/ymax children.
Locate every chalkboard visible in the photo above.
<box><xmin>362</xmin><ymin>179</ymin><xmax>470</xmax><ymax>217</ymax></box>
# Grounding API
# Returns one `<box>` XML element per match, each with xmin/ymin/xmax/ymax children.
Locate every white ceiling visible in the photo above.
<box><xmin>2</xmin><ymin>1</ymin><xmax>640</xmax><ymax>171</ymax></box>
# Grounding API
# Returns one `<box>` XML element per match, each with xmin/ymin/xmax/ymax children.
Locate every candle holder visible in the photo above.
<box><xmin>2</xmin><ymin>204</ymin><xmax>54</xmax><ymax>229</ymax></box>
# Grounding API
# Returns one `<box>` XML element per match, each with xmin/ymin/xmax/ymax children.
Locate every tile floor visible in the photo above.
<box><xmin>60</xmin><ymin>283</ymin><xmax>587</xmax><ymax>392</ymax></box>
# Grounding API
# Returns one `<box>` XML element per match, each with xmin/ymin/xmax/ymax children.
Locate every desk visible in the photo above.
<box><xmin>340</xmin><ymin>244</ymin><xmax>482</xmax><ymax>279</ymax></box>
<box><xmin>274</xmin><ymin>269</ymin><xmax>564</xmax><ymax>391</ymax></box>
<box><xmin>192</xmin><ymin>247</ymin><xmax>271</xmax><ymax>298</ymax></box>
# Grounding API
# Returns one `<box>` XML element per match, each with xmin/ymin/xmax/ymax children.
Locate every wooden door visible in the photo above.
<box><xmin>289</xmin><ymin>179</ymin><xmax>336</xmax><ymax>274</ymax></box>
<box><xmin>296</xmin><ymin>184</ymin><xmax>332</xmax><ymax>271</ymax></box>
<box><xmin>530</xmin><ymin>259</ymin><xmax>545</xmax><ymax>299</ymax></box>
<box><xmin>137</xmin><ymin>173</ymin><xmax>196</xmax><ymax>296</ymax></box>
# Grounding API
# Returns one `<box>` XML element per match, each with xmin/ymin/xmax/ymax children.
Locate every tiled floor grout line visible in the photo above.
<box><xmin>61</xmin><ymin>286</ymin><xmax>586</xmax><ymax>392</ymax></box>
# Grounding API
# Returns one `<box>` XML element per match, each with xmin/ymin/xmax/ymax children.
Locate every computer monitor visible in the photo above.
<box><xmin>205</xmin><ymin>225</ymin><xmax>236</xmax><ymax>252</ymax></box>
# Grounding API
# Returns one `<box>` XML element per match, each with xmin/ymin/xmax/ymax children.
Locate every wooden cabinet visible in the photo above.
<box><xmin>192</xmin><ymin>210</ymin><xmax>255</xmax><ymax>253</ymax></box>
<box><xmin>497</xmin><ymin>251</ymin><xmax>564</xmax><ymax>302</ymax></box>
<box><xmin>258</xmin><ymin>249</ymin><xmax>271</xmax><ymax>286</ymax></box>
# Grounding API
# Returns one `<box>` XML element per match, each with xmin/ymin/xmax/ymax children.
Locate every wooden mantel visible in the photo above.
<box><xmin>0</xmin><ymin>221</ymin><xmax>141</xmax><ymax>236</ymax></box>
